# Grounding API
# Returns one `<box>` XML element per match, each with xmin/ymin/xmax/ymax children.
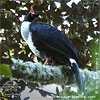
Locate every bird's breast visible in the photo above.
<box><xmin>21</xmin><ymin>21</ymin><xmax>41</xmax><ymax>58</ymax></box>
<box><xmin>21</xmin><ymin>21</ymin><xmax>31</xmax><ymax>40</ymax></box>
<box><xmin>27</xmin><ymin>32</ymin><xmax>41</xmax><ymax>58</ymax></box>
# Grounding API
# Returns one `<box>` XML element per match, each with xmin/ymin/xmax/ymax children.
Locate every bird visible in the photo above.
<box><xmin>21</xmin><ymin>7</ymin><xmax>85</xmax><ymax>92</ymax></box>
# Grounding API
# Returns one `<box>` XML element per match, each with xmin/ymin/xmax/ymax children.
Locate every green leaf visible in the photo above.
<box><xmin>40</xmin><ymin>0</ymin><xmax>43</xmax><ymax>4</ymax></box>
<box><xmin>0</xmin><ymin>64</ymin><xmax>12</xmax><ymax>77</ymax></box>
<box><xmin>0</xmin><ymin>97</ymin><xmax>8</xmax><ymax>100</ymax></box>
<box><xmin>21</xmin><ymin>49</ymin><xmax>26</xmax><ymax>54</ymax></box>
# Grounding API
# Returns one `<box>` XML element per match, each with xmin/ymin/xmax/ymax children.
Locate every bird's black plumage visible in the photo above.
<box><xmin>21</xmin><ymin>7</ymin><xmax>85</xmax><ymax>93</ymax></box>
<box><xmin>29</xmin><ymin>22</ymin><xmax>79</xmax><ymax>64</ymax></box>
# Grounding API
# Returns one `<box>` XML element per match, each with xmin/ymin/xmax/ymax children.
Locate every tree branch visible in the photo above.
<box><xmin>11</xmin><ymin>58</ymin><xmax>72</xmax><ymax>84</ymax></box>
<box><xmin>10</xmin><ymin>58</ymin><xmax>100</xmax><ymax>88</ymax></box>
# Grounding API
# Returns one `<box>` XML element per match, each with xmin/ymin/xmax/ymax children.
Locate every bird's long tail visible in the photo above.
<box><xmin>69</xmin><ymin>58</ymin><xmax>85</xmax><ymax>93</ymax></box>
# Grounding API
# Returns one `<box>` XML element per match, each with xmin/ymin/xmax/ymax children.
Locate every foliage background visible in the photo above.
<box><xmin>0</xmin><ymin>0</ymin><xmax>100</xmax><ymax>99</ymax></box>
<box><xmin>0</xmin><ymin>0</ymin><xmax>100</xmax><ymax>70</ymax></box>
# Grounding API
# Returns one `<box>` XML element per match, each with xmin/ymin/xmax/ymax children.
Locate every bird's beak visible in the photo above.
<box><xmin>31</xmin><ymin>6</ymin><xmax>35</xmax><ymax>14</ymax></box>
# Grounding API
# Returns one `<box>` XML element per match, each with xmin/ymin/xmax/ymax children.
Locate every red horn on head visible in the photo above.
<box><xmin>31</xmin><ymin>6</ymin><xmax>35</xmax><ymax>14</ymax></box>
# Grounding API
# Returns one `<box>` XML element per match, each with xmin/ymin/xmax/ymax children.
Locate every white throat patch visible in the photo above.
<box><xmin>21</xmin><ymin>21</ymin><xmax>31</xmax><ymax>40</ymax></box>
<box><xmin>21</xmin><ymin>21</ymin><xmax>40</xmax><ymax>57</ymax></box>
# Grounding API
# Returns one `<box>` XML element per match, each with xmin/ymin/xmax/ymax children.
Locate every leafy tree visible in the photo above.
<box><xmin>0</xmin><ymin>0</ymin><xmax>100</xmax><ymax>99</ymax></box>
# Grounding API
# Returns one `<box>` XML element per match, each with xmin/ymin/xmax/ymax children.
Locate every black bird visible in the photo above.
<box><xmin>21</xmin><ymin>7</ymin><xmax>85</xmax><ymax>92</ymax></box>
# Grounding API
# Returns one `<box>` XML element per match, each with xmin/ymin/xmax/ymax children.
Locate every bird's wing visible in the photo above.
<box><xmin>30</xmin><ymin>22</ymin><xmax>79</xmax><ymax>61</ymax></box>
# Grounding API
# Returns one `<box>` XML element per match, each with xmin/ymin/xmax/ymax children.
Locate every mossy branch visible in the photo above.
<box><xmin>9</xmin><ymin>58</ymin><xmax>100</xmax><ymax>87</ymax></box>
<box><xmin>11</xmin><ymin>58</ymin><xmax>70</xmax><ymax>84</ymax></box>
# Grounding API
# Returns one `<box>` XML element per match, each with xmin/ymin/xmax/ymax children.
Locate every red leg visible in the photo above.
<box><xmin>51</xmin><ymin>59</ymin><xmax>56</xmax><ymax>66</ymax></box>
<box><xmin>44</xmin><ymin>57</ymin><xmax>51</xmax><ymax>65</ymax></box>
<box><xmin>51</xmin><ymin>62</ymin><xmax>55</xmax><ymax>66</ymax></box>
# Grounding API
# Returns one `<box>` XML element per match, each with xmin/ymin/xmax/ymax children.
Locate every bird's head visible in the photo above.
<box><xmin>24</xmin><ymin>7</ymin><xmax>39</xmax><ymax>22</ymax></box>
